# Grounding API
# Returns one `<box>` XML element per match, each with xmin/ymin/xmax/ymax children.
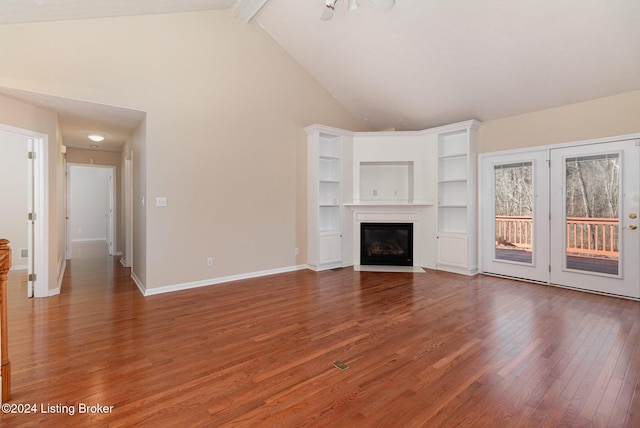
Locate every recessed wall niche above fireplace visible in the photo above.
<box><xmin>360</xmin><ymin>223</ymin><xmax>413</xmax><ymax>266</ymax></box>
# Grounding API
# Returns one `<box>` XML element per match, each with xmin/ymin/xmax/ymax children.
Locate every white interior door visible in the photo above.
<box><xmin>480</xmin><ymin>150</ymin><xmax>549</xmax><ymax>282</ymax></box>
<box><xmin>27</xmin><ymin>138</ymin><xmax>35</xmax><ymax>298</ymax></box>
<box><xmin>549</xmin><ymin>139</ymin><xmax>640</xmax><ymax>298</ymax></box>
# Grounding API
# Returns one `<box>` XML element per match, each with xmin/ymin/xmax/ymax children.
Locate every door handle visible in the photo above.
<box><xmin>626</xmin><ymin>224</ymin><xmax>638</xmax><ymax>230</ymax></box>
<box><xmin>630</xmin><ymin>213</ymin><xmax>638</xmax><ymax>219</ymax></box>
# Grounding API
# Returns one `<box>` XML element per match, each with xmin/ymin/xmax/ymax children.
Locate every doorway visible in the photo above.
<box><xmin>0</xmin><ymin>125</ymin><xmax>47</xmax><ymax>298</ymax></box>
<box><xmin>66</xmin><ymin>164</ymin><xmax>116</xmax><ymax>260</ymax></box>
<box><xmin>481</xmin><ymin>137</ymin><xmax>640</xmax><ymax>299</ymax></box>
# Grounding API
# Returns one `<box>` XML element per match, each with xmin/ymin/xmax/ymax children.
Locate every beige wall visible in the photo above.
<box><xmin>478</xmin><ymin>90</ymin><xmax>640</xmax><ymax>153</ymax></box>
<box><xmin>0</xmin><ymin>10</ymin><xmax>362</xmax><ymax>291</ymax></box>
<box><xmin>0</xmin><ymin>94</ymin><xmax>64</xmax><ymax>293</ymax></box>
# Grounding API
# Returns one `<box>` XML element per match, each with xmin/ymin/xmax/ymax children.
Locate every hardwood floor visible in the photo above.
<box><xmin>2</xmin><ymin>256</ymin><xmax>639</xmax><ymax>427</ymax></box>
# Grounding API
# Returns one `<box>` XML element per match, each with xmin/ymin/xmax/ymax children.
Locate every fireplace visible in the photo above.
<box><xmin>360</xmin><ymin>223</ymin><xmax>413</xmax><ymax>266</ymax></box>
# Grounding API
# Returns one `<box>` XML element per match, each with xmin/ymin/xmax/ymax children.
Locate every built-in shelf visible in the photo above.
<box><xmin>307</xmin><ymin>120</ymin><xmax>479</xmax><ymax>275</ymax></box>
<box><xmin>306</xmin><ymin>126</ymin><xmax>353</xmax><ymax>270</ymax></box>
<box><xmin>436</xmin><ymin>124</ymin><xmax>479</xmax><ymax>275</ymax></box>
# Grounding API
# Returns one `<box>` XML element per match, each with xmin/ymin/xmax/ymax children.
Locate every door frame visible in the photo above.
<box><xmin>479</xmin><ymin>131</ymin><xmax>640</xmax><ymax>299</ymax></box>
<box><xmin>0</xmin><ymin>123</ymin><xmax>48</xmax><ymax>298</ymax></box>
<box><xmin>123</xmin><ymin>151</ymin><xmax>133</xmax><ymax>267</ymax></box>
<box><xmin>66</xmin><ymin>163</ymin><xmax>116</xmax><ymax>258</ymax></box>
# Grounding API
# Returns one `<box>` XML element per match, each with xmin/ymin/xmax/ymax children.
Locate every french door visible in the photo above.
<box><xmin>481</xmin><ymin>150</ymin><xmax>549</xmax><ymax>282</ymax></box>
<box><xmin>549</xmin><ymin>140</ymin><xmax>639</xmax><ymax>298</ymax></box>
<box><xmin>481</xmin><ymin>138</ymin><xmax>640</xmax><ymax>299</ymax></box>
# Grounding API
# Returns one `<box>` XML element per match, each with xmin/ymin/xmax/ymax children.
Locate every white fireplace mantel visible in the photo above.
<box><xmin>348</xmin><ymin>204</ymin><xmax>432</xmax><ymax>267</ymax></box>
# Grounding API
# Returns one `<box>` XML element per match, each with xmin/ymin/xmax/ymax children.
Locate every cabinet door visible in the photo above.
<box><xmin>319</xmin><ymin>233</ymin><xmax>342</xmax><ymax>264</ymax></box>
<box><xmin>437</xmin><ymin>233</ymin><xmax>468</xmax><ymax>268</ymax></box>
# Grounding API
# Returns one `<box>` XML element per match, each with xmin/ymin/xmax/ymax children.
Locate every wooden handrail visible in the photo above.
<box><xmin>0</xmin><ymin>239</ymin><xmax>11</xmax><ymax>402</ymax></box>
<box><xmin>495</xmin><ymin>216</ymin><xmax>619</xmax><ymax>257</ymax></box>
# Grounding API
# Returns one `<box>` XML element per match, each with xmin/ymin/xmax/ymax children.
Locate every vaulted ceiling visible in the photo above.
<box><xmin>1</xmin><ymin>0</ymin><xmax>639</xmax><ymax>150</ymax></box>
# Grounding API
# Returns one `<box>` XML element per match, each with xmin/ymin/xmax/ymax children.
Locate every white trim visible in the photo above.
<box><xmin>10</xmin><ymin>265</ymin><xmax>28</xmax><ymax>271</ymax></box>
<box><xmin>131</xmin><ymin>271</ymin><xmax>145</xmax><ymax>295</ymax></box>
<box><xmin>71</xmin><ymin>238</ymin><xmax>108</xmax><ymax>242</ymax></box>
<box><xmin>137</xmin><ymin>264</ymin><xmax>307</xmax><ymax>296</ymax></box>
<box><xmin>33</xmin><ymin>135</ymin><xmax>48</xmax><ymax>298</ymax></box>
<box><xmin>478</xmin><ymin>132</ymin><xmax>640</xmax><ymax>161</ymax></box>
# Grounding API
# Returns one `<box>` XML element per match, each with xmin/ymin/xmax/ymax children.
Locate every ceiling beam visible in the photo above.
<box><xmin>234</xmin><ymin>0</ymin><xmax>270</xmax><ymax>22</ymax></box>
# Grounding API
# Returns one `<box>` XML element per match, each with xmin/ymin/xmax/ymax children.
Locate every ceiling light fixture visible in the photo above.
<box><xmin>88</xmin><ymin>134</ymin><xmax>104</xmax><ymax>142</ymax></box>
<box><xmin>321</xmin><ymin>0</ymin><xmax>395</xmax><ymax>21</ymax></box>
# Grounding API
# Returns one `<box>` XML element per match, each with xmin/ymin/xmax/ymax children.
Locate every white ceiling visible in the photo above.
<box><xmin>256</xmin><ymin>0</ymin><xmax>640</xmax><ymax>131</ymax></box>
<box><xmin>0</xmin><ymin>87</ymin><xmax>146</xmax><ymax>152</ymax></box>
<box><xmin>1</xmin><ymin>0</ymin><xmax>639</xmax><ymax>150</ymax></box>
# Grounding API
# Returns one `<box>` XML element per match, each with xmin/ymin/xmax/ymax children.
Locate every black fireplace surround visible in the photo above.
<box><xmin>360</xmin><ymin>223</ymin><xmax>413</xmax><ymax>266</ymax></box>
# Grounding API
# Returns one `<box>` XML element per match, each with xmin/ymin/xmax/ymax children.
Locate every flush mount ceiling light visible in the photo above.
<box><xmin>321</xmin><ymin>0</ymin><xmax>395</xmax><ymax>20</ymax></box>
<box><xmin>88</xmin><ymin>134</ymin><xmax>104</xmax><ymax>142</ymax></box>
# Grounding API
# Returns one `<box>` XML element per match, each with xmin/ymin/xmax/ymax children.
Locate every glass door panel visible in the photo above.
<box><xmin>564</xmin><ymin>154</ymin><xmax>619</xmax><ymax>275</ymax></box>
<box><xmin>494</xmin><ymin>162</ymin><xmax>533</xmax><ymax>264</ymax></box>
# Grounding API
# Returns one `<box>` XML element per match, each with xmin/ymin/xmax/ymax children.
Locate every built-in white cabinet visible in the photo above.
<box><xmin>436</xmin><ymin>121</ymin><xmax>479</xmax><ymax>275</ymax></box>
<box><xmin>305</xmin><ymin>125</ymin><xmax>353</xmax><ymax>270</ymax></box>
<box><xmin>305</xmin><ymin>120</ymin><xmax>479</xmax><ymax>274</ymax></box>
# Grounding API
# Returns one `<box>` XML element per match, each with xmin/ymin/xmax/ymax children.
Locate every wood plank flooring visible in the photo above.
<box><xmin>2</xmin><ymin>256</ymin><xmax>639</xmax><ymax>427</ymax></box>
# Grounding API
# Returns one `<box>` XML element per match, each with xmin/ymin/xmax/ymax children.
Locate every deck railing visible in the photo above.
<box><xmin>566</xmin><ymin>217</ymin><xmax>618</xmax><ymax>257</ymax></box>
<box><xmin>495</xmin><ymin>216</ymin><xmax>619</xmax><ymax>257</ymax></box>
<box><xmin>495</xmin><ymin>216</ymin><xmax>532</xmax><ymax>249</ymax></box>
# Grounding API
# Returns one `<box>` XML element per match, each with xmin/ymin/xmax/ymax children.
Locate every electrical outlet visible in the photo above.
<box><xmin>373</xmin><ymin>189</ymin><xmax>378</xmax><ymax>196</ymax></box>
<box><xmin>206</xmin><ymin>257</ymin><xmax>213</xmax><ymax>267</ymax></box>
<box><xmin>295</xmin><ymin>248</ymin><xmax>300</xmax><ymax>256</ymax></box>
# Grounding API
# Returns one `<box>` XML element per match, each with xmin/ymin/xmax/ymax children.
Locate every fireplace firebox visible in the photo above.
<box><xmin>360</xmin><ymin>223</ymin><xmax>413</xmax><ymax>266</ymax></box>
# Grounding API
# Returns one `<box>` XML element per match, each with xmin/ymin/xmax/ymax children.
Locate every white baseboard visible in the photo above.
<box><xmin>139</xmin><ymin>264</ymin><xmax>308</xmax><ymax>297</ymax></box>
<box><xmin>131</xmin><ymin>271</ymin><xmax>146</xmax><ymax>296</ymax></box>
